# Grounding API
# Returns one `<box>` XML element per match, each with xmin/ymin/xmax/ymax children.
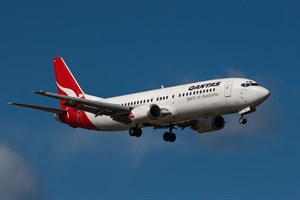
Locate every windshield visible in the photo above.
<box><xmin>241</xmin><ymin>81</ymin><xmax>259</xmax><ymax>87</ymax></box>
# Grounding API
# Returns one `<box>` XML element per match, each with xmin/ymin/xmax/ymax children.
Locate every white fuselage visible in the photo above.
<box><xmin>84</xmin><ymin>78</ymin><xmax>269</xmax><ymax>131</ymax></box>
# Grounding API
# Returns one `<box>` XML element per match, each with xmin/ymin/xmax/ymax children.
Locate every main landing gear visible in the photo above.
<box><xmin>129</xmin><ymin>125</ymin><xmax>177</xmax><ymax>142</ymax></box>
<box><xmin>163</xmin><ymin>126</ymin><xmax>176</xmax><ymax>143</ymax></box>
<box><xmin>129</xmin><ymin>126</ymin><xmax>142</xmax><ymax>137</ymax></box>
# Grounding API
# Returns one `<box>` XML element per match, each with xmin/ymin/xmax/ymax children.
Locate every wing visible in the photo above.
<box><xmin>33</xmin><ymin>90</ymin><xmax>132</xmax><ymax>124</ymax></box>
<box><xmin>8</xmin><ymin>102</ymin><xmax>67</xmax><ymax>114</ymax></box>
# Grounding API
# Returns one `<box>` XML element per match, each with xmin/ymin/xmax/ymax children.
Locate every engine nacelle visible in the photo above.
<box><xmin>192</xmin><ymin>116</ymin><xmax>225</xmax><ymax>134</ymax></box>
<box><xmin>130</xmin><ymin>104</ymin><xmax>161</xmax><ymax>123</ymax></box>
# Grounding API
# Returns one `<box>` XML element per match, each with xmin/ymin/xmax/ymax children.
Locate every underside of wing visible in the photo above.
<box><xmin>154</xmin><ymin>120</ymin><xmax>197</xmax><ymax>130</ymax></box>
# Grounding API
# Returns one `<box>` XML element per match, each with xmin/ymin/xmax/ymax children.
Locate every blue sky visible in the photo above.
<box><xmin>0</xmin><ymin>0</ymin><xmax>299</xmax><ymax>199</ymax></box>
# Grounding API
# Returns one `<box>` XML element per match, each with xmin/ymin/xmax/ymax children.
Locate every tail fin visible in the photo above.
<box><xmin>53</xmin><ymin>57</ymin><xmax>84</xmax><ymax>97</ymax></box>
<box><xmin>53</xmin><ymin>57</ymin><xmax>85</xmax><ymax>108</ymax></box>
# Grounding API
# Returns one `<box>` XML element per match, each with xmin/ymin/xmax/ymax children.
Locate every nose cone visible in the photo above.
<box><xmin>256</xmin><ymin>87</ymin><xmax>270</xmax><ymax>103</ymax></box>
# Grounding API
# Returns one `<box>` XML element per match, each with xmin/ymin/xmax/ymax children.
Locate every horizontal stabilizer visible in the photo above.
<box><xmin>32</xmin><ymin>90</ymin><xmax>131</xmax><ymax>124</ymax></box>
<box><xmin>33</xmin><ymin>90</ymin><xmax>130</xmax><ymax>112</ymax></box>
<box><xmin>8</xmin><ymin>102</ymin><xmax>67</xmax><ymax>114</ymax></box>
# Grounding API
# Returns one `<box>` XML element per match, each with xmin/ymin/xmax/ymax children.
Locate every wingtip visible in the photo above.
<box><xmin>33</xmin><ymin>90</ymin><xmax>45</xmax><ymax>94</ymax></box>
<box><xmin>8</xmin><ymin>102</ymin><xmax>15</xmax><ymax>105</ymax></box>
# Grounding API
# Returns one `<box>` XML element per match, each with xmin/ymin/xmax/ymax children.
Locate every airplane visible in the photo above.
<box><xmin>9</xmin><ymin>57</ymin><xmax>270</xmax><ymax>142</ymax></box>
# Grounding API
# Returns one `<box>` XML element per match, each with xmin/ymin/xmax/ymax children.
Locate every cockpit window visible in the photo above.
<box><xmin>241</xmin><ymin>81</ymin><xmax>259</xmax><ymax>87</ymax></box>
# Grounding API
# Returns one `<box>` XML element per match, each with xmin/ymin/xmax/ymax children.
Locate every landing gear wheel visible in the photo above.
<box><xmin>135</xmin><ymin>128</ymin><xmax>142</xmax><ymax>137</ymax></box>
<box><xmin>169</xmin><ymin>133</ymin><xmax>176</xmax><ymax>142</ymax></box>
<box><xmin>239</xmin><ymin>116</ymin><xmax>247</xmax><ymax>124</ymax></box>
<box><xmin>163</xmin><ymin>132</ymin><xmax>176</xmax><ymax>142</ymax></box>
<box><xmin>129</xmin><ymin>127</ymin><xmax>142</xmax><ymax>137</ymax></box>
<box><xmin>163</xmin><ymin>132</ymin><xmax>169</xmax><ymax>141</ymax></box>
<box><xmin>129</xmin><ymin>127</ymin><xmax>136</xmax><ymax>136</ymax></box>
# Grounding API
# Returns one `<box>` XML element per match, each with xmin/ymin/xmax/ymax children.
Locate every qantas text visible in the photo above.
<box><xmin>188</xmin><ymin>81</ymin><xmax>221</xmax><ymax>91</ymax></box>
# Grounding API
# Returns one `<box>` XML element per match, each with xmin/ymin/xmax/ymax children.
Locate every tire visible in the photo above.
<box><xmin>239</xmin><ymin>117</ymin><xmax>244</xmax><ymax>124</ymax></box>
<box><xmin>163</xmin><ymin>132</ymin><xmax>169</xmax><ymax>141</ymax></box>
<box><xmin>169</xmin><ymin>133</ymin><xmax>176</xmax><ymax>142</ymax></box>
<box><xmin>135</xmin><ymin>128</ymin><xmax>142</xmax><ymax>137</ymax></box>
<box><xmin>129</xmin><ymin>127</ymin><xmax>136</xmax><ymax>136</ymax></box>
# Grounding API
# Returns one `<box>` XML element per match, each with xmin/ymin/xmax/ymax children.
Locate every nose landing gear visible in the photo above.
<box><xmin>238</xmin><ymin>107</ymin><xmax>256</xmax><ymax>124</ymax></box>
<box><xmin>239</xmin><ymin>115</ymin><xmax>247</xmax><ymax>124</ymax></box>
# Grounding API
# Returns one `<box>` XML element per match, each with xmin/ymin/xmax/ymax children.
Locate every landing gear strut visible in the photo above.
<box><xmin>239</xmin><ymin>107</ymin><xmax>256</xmax><ymax>125</ymax></box>
<box><xmin>163</xmin><ymin>126</ymin><xmax>176</xmax><ymax>142</ymax></box>
<box><xmin>129</xmin><ymin>126</ymin><xmax>142</xmax><ymax>137</ymax></box>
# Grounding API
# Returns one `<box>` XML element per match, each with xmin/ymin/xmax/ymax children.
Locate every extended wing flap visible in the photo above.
<box><xmin>8</xmin><ymin>102</ymin><xmax>67</xmax><ymax>114</ymax></box>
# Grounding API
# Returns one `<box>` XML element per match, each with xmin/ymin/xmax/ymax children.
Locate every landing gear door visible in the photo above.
<box><xmin>224</xmin><ymin>81</ymin><xmax>233</xmax><ymax>97</ymax></box>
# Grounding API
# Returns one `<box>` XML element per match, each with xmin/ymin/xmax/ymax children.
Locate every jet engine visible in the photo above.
<box><xmin>192</xmin><ymin>116</ymin><xmax>225</xmax><ymax>134</ymax></box>
<box><xmin>130</xmin><ymin>104</ymin><xmax>161</xmax><ymax>123</ymax></box>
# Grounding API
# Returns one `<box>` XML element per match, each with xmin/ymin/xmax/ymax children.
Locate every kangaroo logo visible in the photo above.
<box><xmin>56</xmin><ymin>82</ymin><xmax>83</xmax><ymax>98</ymax></box>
